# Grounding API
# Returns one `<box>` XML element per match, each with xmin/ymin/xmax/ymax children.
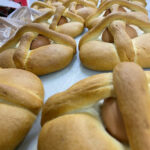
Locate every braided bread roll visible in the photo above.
<box><xmin>86</xmin><ymin>0</ymin><xmax>148</xmax><ymax>29</ymax></box>
<box><xmin>0</xmin><ymin>68</ymin><xmax>44</xmax><ymax>150</ymax></box>
<box><xmin>31</xmin><ymin>0</ymin><xmax>67</xmax><ymax>11</ymax></box>
<box><xmin>64</xmin><ymin>0</ymin><xmax>97</xmax><ymax>19</ymax></box>
<box><xmin>44</xmin><ymin>0</ymin><xmax>68</xmax><ymax>7</ymax></box>
<box><xmin>38</xmin><ymin>62</ymin><xmax>150</xmax><ymax>150</ymax></box>
<box><xmin>31</xmin><ymin>1</ymin><xmax>56</xmax><ymax>12</ymax></box>
<box><xmin>0</xmin><ymin>23</ymin><xmax>76</xmax><ymax>75</ymax></box>
<box><xmin>79</xmin><ymin>12</ymin><xmax>150</xmax><ymax>71</ymax></box>
<box><xmin>34</xmin><ymin>6</ymin><xmax>84</xmax><ymax>37</ymax></box>
<box><xmin>101</xmin><ymin>0</ymin><xmax>147</xmax><ymax>7</ymax></box>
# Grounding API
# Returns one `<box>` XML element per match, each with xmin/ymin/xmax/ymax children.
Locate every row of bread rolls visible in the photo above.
<box><xmin>2</xmin><ymin>62</ymin><xmax>149</xmax><ymax>150</ymax></box>
<box><xmin>32</xmin><ymin>0</ymin><xmax>150</xmax><ymax>150</ymax></box>
<box><xmin>0</xmin><ymin>0</ymin><xmax>149</xmax><ymax>76</ymax></box>
<box><xmin>0</xmin><ymin>1</ymin><xmax>94</xmax><ymax>149</ymax></box>
<box><xmin>0</xmin><ymin>0</ymin><xmax>96</xmax><ymax>76</ymax></box>
<box><xmin>35</xmin><ymin>0</ymin><xmax>150</xmax><ymax>150</ymax></box>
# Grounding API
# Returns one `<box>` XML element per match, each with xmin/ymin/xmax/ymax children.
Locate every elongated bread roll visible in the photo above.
<box><xmin>0</xmin><ymin>68</ymin><xmax>44</xmax><ymax>150</ymax></box>
<box><xmin>38</xmin><ymin>62</ymin><xmax>150</xmax><ymax>150</ymax></box>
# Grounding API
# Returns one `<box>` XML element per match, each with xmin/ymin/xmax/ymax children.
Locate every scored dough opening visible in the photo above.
<box><xmin>57</xmin><ymin>16</ymin><xmax>68</xmax><ymax>25</ymax></box>
<box><xmin>76</xmin><ymin>4</ymin><xmax>84</xmax><ymax>10</ymax></box>
<box><xmin>30</xmin><ymin>35</ymin><xmax>52</xmax><ymax>50</ymax></box>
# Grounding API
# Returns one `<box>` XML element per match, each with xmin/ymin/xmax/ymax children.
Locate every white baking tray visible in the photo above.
<box><xmin>1</xmin><ymin>0</ymin><xmax>149</xmax><ymax>149</ymax></box>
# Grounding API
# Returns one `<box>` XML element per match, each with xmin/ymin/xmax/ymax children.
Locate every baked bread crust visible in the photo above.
<box><xmin>86</xmin><ymin>0</ymin><xmax>148</xmax><ymax>29</ymax></box>
<box><xmin>0</xmin><ymin>68</ymin><xmax>44</xmax><ymax>150</ymax></box>
<box><xmin>38</xmin><ymin>62</ymin><xmax>150</xmax><ymax>150</ymax></box>
<box><xmin>79</xmin><ymin>13</ymin><xmax>150</xmax><ymax>71</ymax></box>
<box><xmin>0</xmin><ymin>23</ymin><xmax>76</xmax><ymax>75</ymax></box>
<box><xmin>31</xmin><ymin>1</ymin><xmax>55</xmax><ymax>12</ymax></box>
<box><xmin>101</xmin><ymin>0</ymin><xmax>147</xmax><ymax>7</ymax></box>
<box><xmin>64</xmin><ymin>0</ymin><xmax>97</xmax><ymax>19</ymax></box>
<box><xmin>34</xmin><ymin>6</ymin><xmax>84</xmax><ymax>37</ymax></box>
<box><xmin>44</xmin><ymin>0</ymin><xmax>68</xmax><ymax>7</ymax></box>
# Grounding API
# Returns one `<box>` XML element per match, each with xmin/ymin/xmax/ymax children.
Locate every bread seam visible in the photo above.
<box><xmin>24</xmin><ymin>50</ymin><xmax>31</xmax><ymax>68</ymax></box>
<box><xmin>0</xmin><ymin>81</ymin><xmax>42</xmax><ymax>100</ymax></box>
<box><xmin>0</xmin><ymin>99</ymin><xmax>36</xmax><ymax>117</ymax></box>
<box><xmin>0</xmin><ymin>82</ymin><xmax>42</xmax><ymax>115</ymax></box>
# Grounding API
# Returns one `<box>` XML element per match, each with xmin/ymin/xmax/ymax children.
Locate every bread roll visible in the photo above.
<box><xmin>38</xmin><ymin>62</ymin><xmax>150</xmax><ymax>150</ymax></box>
<box><xmin>0</xmin><ymin>68</ymin><xmax>44</xmax><ymax>150</ymax></box>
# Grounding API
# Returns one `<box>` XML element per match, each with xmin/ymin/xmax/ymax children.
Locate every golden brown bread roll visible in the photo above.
<box><xmin>113</xmin><ymin>62</ymin><xmax>150</xmax><ymax>150</ymax></box>
<box><xmin>31</xmin><ymin>1</ymin><xmax>55</xmax><ymax>12</ymax></box>
<box><xmin>31</xmin><ymin>0</ymin><xmax>65</xmax><ymax>12</ymax></box>
<box><xmin>86</xmin><ymin>0</ymin><xmax>148</xmax><ymax>29</ymax></box>
<box><xmin>101</xmin><ymin>0</ymin><xmax>147</xmax><ymax>6</ymax></box>
<box><xmin>44</xmin><ymin>0</ymin><xmax>68</xmax><ymax>7</ymax></box>
<box><xmin>101</xmin><ymin>3</ymin><xmax>138</xmax><ymax>43</ymax></box>
<box><xmin>38</xmin><ymin>62</ymin><xmax>150</xmax><ymax>150</ymax></box>
<box><xmin>64</xmin><ymin>0</ymin><xmax>97</xmax><ymax>20</ymax></box>
<box><xmin>100</xmin><ymin>3</ymin><xmax>138</xmax><ymax>43</ymax></box>
<box><xmin>103</xmin><ymin>6</ymin><xmax>126</xmax><ymax>17</ymax></box>
<box><xmin>0</xmin><ymin>23</ymin><xmax>76</xmax><ymax>75</ymax></box>
<box><xmin>33</xmin><ymin>6</ymin><xmax>84</xmax><ymax>37</ymax></box>
<box><xmin>79</xmin><ymin>13</ymin><xmax>150</xmax><ymax>71</ymax></box>
<box><xmin>0</xmin><ymin>67</ymin><xmax>44</xmax><ymax>150</ymax></box>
